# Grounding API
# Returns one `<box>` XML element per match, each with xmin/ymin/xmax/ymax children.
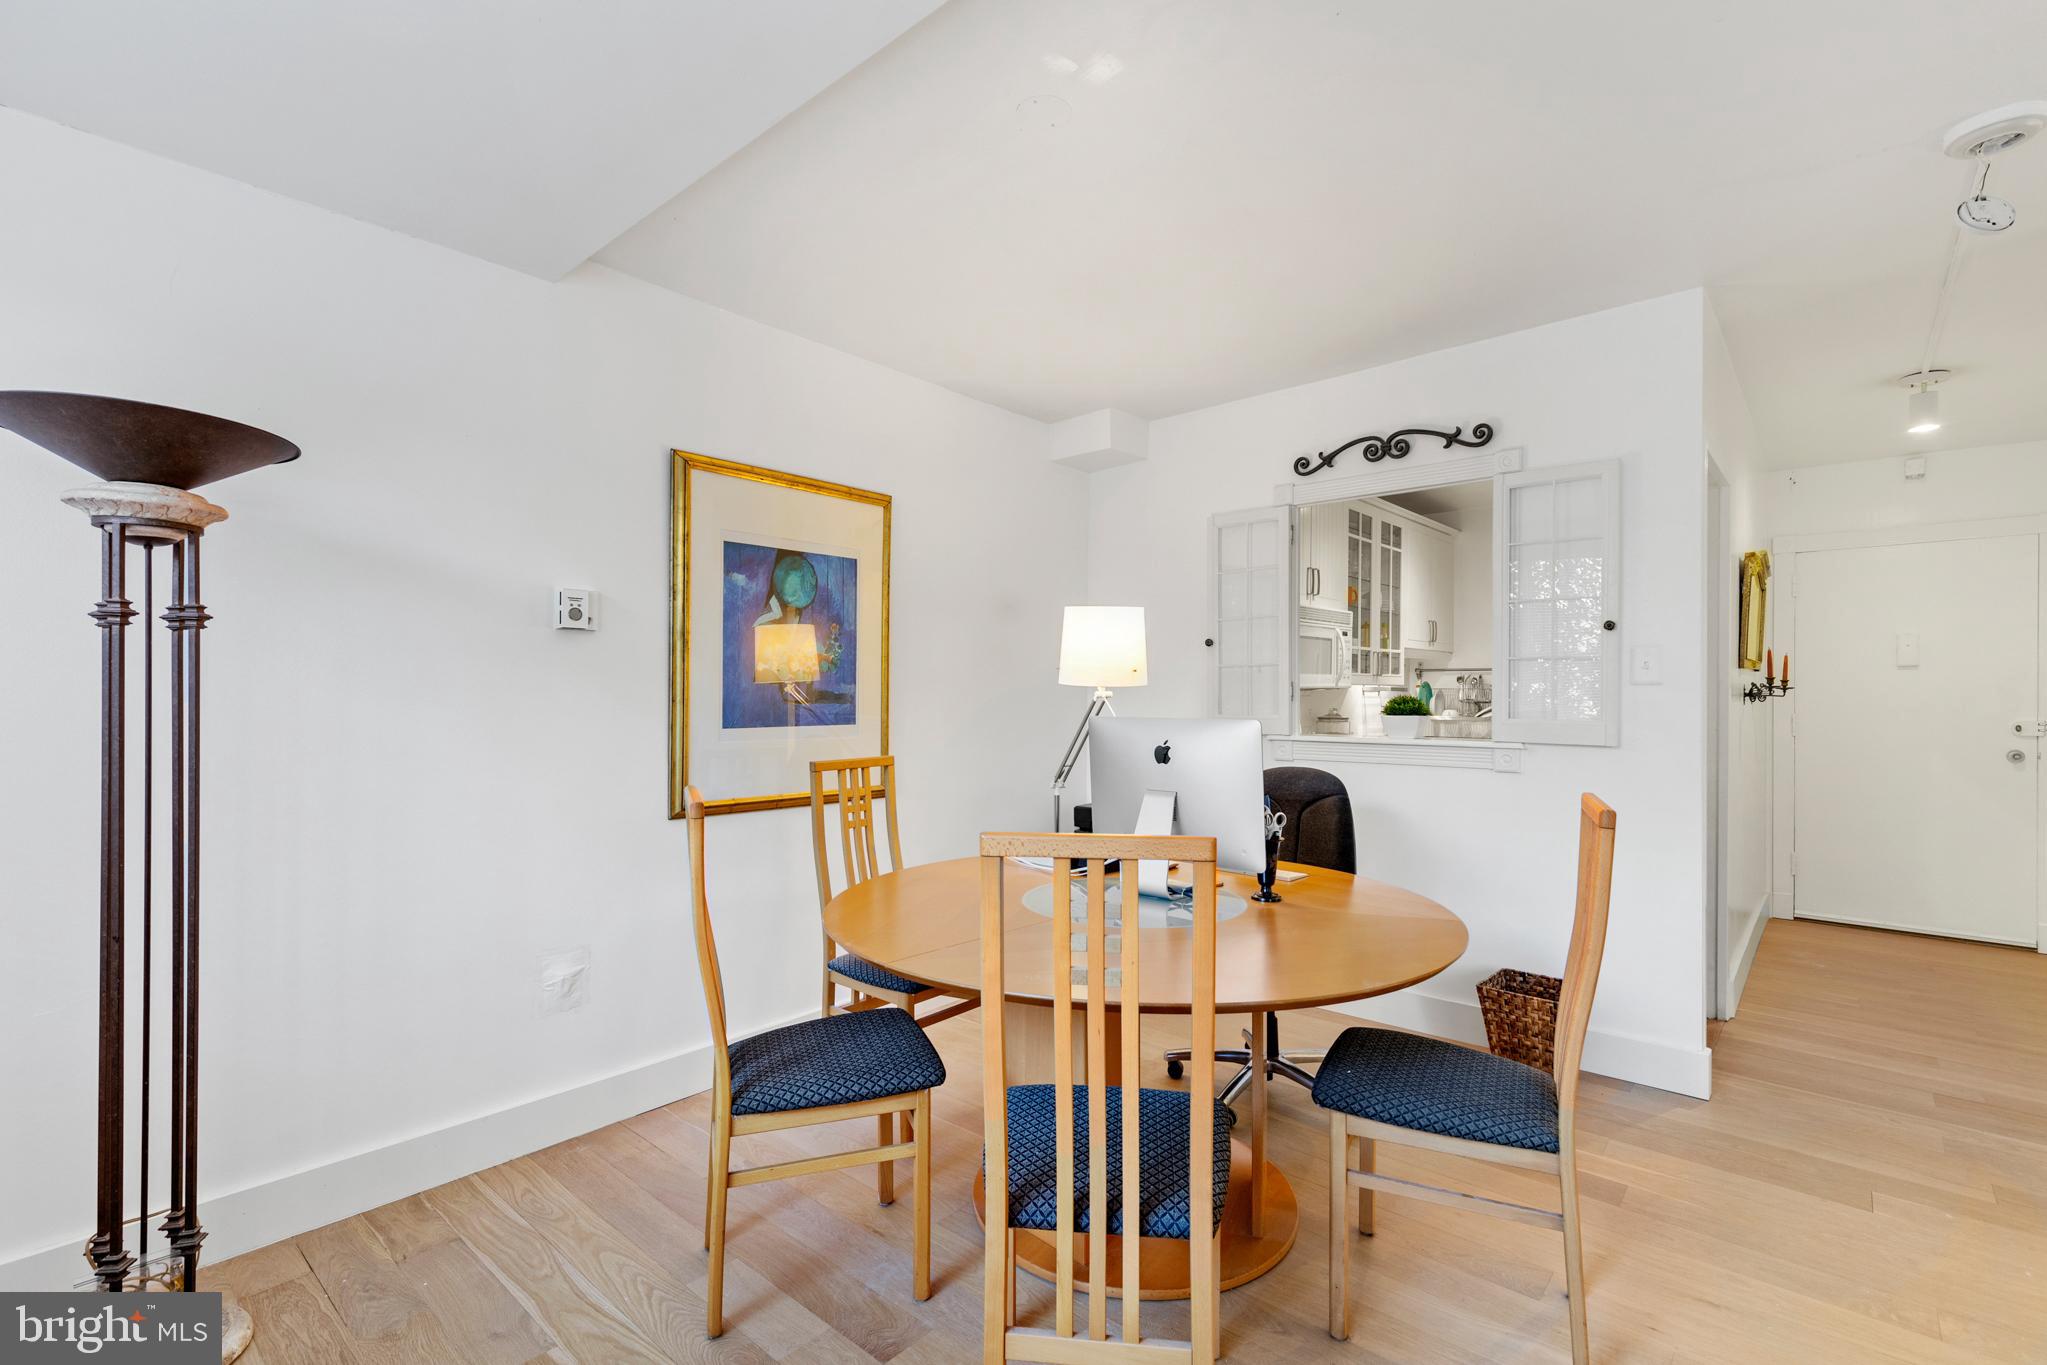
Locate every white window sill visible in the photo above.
<box><xmin>1268</xmin><ymin>734</ymin><xmax>1525</xmax><ymax>772</ymax></box>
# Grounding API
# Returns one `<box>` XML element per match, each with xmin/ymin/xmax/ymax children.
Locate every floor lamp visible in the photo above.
<box><xmin>0</xmin><ymin>392</ymin><xmax>298</xmax><ymax>1359</ymax></box>
<box><xmin>1048</xmin><ymin>605</ymin><xmax>1147</xmax><ymax>831</ymax></box>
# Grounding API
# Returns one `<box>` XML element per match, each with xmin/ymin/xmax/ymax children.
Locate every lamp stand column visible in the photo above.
<box><xmin>61</xmin><ymin>482</ymin><xmax>250</xmax><ymax>1362</ymax></box>
<box><xmin>1049</xmin><ymin>687</ymin><xmax>1115</xmax><ymax>832</ymax></box>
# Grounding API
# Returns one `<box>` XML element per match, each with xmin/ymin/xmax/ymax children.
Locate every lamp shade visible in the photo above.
<box><xmin>1058</xmin><ymin>605</ymin><xmax>1147</xmax><ymax>688</ymax></box>
<box><xmin>754</xmin><ymin>623</ymin><xmax>821</xmax><ymax>684</ymax></box>
<box><xmin>0</xmin><ymin>391</ymin><xmax>299</xmax><ymax>489</ymax></box>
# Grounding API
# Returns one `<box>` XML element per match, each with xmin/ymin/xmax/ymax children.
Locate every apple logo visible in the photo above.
<box><xmin>1154</xmin><ymin>740</ymin><xmax>1172</xmax><ymax>765</ymax></box>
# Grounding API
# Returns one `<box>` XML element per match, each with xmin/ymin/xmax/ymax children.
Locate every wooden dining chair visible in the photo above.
<box><xmin>980</xmin><ymin>831</ymin><xmax>1233</xmax><ymax>1365</ymax></box>
<box><xmin>685</xmin><ymin>786</ymin><xmax>943</xmax><ymax>1338</ymax></box>
<box><xmin>1317</xmin><ymin>793</ymin><xmax>1617</xmax><ymax>1364</ymax></box>
<box><xmin>810</xmin><ymin>756</ymin><xmax>977</xmax><ymax>1028</ymax></box>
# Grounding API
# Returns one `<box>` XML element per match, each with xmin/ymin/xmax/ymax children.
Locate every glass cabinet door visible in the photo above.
<box><xmin>1344</xmin><ymin>506</ymin><xmax>1404</xmax><ymax>680</ymax></box>
<box><xmin>1347</xmin><ymin>508</ymin><xmax>1371</xmax><ymax>677</ymax></box>
<box><xmin>1381</xmin><ymin>521</ymin><xmax>1402</xmax><ymax>678</ymax></box>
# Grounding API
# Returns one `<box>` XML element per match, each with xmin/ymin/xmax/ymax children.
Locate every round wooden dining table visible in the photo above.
<box><xmin>823</xmin><ymin>856</ymin><xmax>1468</xmax><ymax>1299</ymax></box>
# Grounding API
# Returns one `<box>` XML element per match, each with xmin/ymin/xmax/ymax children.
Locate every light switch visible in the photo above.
<box><xmin>1629</xmin><ymin>646</ymin><xmax>1662</xmax><ymax>685</ymax></box>
<box><xmin>1896</xmin><ymin>632</ymin><xmax>1920</xmax><ymax>667</ymax></box>
<box><xmin>1903</xmin><ymin>455</ymin><xmax>1927</xmax><ymax>481</ymax></box>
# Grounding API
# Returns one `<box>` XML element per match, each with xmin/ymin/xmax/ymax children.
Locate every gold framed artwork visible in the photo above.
<box><xmin>669</xmin><ymin>451</ymin><xmax>891</xmax><ymax>817</ymax></box>
<box><xmin>1738</xmin><ymin>549</ymin><xmax>1770</xmax><ymax>672</ymax></box>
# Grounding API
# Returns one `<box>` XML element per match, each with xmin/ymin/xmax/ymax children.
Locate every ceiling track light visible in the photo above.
<box><xmin>1899</xmin><ymin>370</ymin><xmax>1949</xmax><ymax>435</ymax></box>
<box><xmin>1890</xmin><ymin>101</ymin><xmax>2047</xmax><ymax>439</ymax></box>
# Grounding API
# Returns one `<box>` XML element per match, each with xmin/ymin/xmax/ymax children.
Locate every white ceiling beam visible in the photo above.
<box><xmin>1049</xmin><ymin>409</ymin><xmax>1149</xmax><ymax>473</ymax></box>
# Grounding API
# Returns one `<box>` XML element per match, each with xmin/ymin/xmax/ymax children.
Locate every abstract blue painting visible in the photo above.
<box><xmin>721</xmin><ymin>540</ymin><xmax>858</xmax><ymax>729</ymax></box>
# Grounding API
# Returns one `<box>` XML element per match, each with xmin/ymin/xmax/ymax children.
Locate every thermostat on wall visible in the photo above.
<box><xmin>555</xmin><ymin>587</ymin><xmax>598</xmax><ymax>631</ymax></box>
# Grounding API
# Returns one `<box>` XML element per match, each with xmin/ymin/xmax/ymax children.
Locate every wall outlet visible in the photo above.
<box><xmin>555</xmin><ymin>587</ymin><xmax>597</xmax><ymax>630</ymax></box>
<box><xmin>539</xmin><ymin>948</ymin><xmax>590</xmax><ymax>1015</ymax></box>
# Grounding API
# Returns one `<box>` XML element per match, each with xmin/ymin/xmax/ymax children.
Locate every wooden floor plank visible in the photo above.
<box><xmin>295</xmin><ymin>1216</ymin><xmax>472</xmax><ymax>1365</ymax></box>
<box><xmin>404</xmin><ymin>1237</ymin><xmax>559</xmax><ymax>1365</ymax></box>
<box><xmin>362</xmin><ymin>1193</ymin><xmax>462</xmax><ymax>1263</ymax></box>
<box><xmin>241</xmin><ymin>1275</ymin><xmax>370</xmax><ymax>1365</ymax></box>
<box><xmin>423</xmin><ymin>1175</ymin><xmax>682</xmax><ymax>1364</ymax></box>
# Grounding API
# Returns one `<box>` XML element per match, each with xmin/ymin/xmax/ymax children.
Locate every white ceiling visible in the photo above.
<box><xmin>0</xmin><ymin>0</ymin><xmax>944</xmax><ymax>279</ymax></box>
<box><xmin>4</xmin><ymin>2</ymin><xmax>2044</xmax><ymax>467</ymax></box>
<box><xmin>595</xmin><ymin>0</ymin><xmax>2047</xmax><ymax>467</ymax></box>
<box><xmin>1384</xmin><ymin>480</ymin><xmax>1494</xmax><ymax>519</ymax></box>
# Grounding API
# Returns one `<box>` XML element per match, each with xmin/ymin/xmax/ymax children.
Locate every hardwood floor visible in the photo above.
<box><xmin>206</xmin><ymin>919</ymin><xmax>2047</xmax><ymax>1363</ymax></box>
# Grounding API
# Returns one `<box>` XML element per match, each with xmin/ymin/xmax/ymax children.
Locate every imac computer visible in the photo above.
<box><xmin>1088</xmin><ymin>717</ymin><xmax>1265</xmax><ymax>899</ymax></box>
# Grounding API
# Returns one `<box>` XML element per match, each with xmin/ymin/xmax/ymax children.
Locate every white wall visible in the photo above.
<box><xmin>0</xmin><ymin>110</ymin><xmax>1087</xmax><ymax>1284</ymax></box>
<box><xmin>1757</xmin><ymin>439</ymin><xmax>2047</xmax><ymax>909</ymax></box>
<box><xmin>1765</xmin><ymin>439</ymin><xmax>2047</xmax><ymax>533</ymax></box>
<box><xmin>1087</xmin><ymin>292</ymin><xmax>1715</xmax><ymax>1096</ymax></box>
<box><xmin>1704</xmin><ymin>299</ymin><xmax>1770</xmax><ymax>1011</ymax></box>
<box><xmin>1441</xmin><ymin>501</ymin><xmax>1494</xmax><ymax>671</ymax></box>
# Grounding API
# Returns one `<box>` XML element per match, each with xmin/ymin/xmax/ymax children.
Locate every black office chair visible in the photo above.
<box><xmin>1165</xmin><ymin>767</ymin><xmax>1357</xmax><ymax>1103</ymax></box>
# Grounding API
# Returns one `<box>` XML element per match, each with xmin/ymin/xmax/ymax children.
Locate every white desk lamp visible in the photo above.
<box><xmin>1049</xmin><ymin>605</ymin><xmax>1147</xmax><ymax>830</ymax></box>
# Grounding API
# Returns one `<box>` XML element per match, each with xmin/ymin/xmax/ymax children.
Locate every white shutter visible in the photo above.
<box><xmin>1209</xmin><ymin>506</ymin><xmax>1294</xmax><ymax>736</ymax></box>
<box><xmin>1492</xmin><ymin>461</ymin><xmax>1621</xmax><ymax>746</ymax></box>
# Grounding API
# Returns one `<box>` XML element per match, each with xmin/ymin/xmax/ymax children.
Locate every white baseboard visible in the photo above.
<box><xmin>1330</xmin><ymin>989</ymin><xmax>1713</xmax><ymax>1100</ymax></box>
<box><xmin>0</xmin><ymin>1007</ymin><xmax>815</xmax><ymax>1292</ymax></box>
<box><xmin>1726</xmin><ymin>895</ymin><xmax>1771</xmax><ymax>1016</ymax></box>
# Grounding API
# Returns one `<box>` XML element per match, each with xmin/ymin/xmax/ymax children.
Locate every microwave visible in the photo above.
<box><xmin>1297</xmin><ymin>607</ymin><xmax>1351</xmax><ymax>689</ymax></box>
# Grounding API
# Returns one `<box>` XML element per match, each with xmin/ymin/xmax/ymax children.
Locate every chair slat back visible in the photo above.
<box><xmin>1551</xmin><ymin>794</ymin><xmax>1618</xmax><ymax>1116</ymax></box>
<box><xmin>810</xmin><ymin>756</ymin><xmax>903</xmax><ymax>908</ymax></box>
<box><xmin>683</xmin><ymin>787</ymin><xmax>731</xmax><ymax>1094</ymax></box>
<box><xmin>979</xmin><ymin>831</ymin><xmax>1219</xmax><ymax>1357</ymax></box>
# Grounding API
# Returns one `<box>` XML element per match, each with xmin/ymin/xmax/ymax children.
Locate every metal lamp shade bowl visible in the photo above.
<box><xmin>0</xmin><ymin>391</ymin><xmax>299</xmax><ymax>487</ymax></box>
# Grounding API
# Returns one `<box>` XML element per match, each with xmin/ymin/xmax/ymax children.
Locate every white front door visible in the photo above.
<box><xmin>1792</xmin><ymin>533</ymin><xmax>2041</xmax><ymax>946</ymax></box>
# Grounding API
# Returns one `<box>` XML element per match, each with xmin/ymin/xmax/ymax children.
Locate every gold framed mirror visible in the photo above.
<box><xmin>1738</xmin><ymin>550</ymin><xmax>1769</xmax><ymax>672</ymax></box>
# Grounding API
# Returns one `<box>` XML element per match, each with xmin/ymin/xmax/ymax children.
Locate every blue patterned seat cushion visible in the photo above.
<box><xmin>828</xmin><ymin>952</ymin><xmax>929</xmax><ymax>996</ymax></box>
<box><xmin>1311</xmin><ymin>1027</ymin><xmax>1559</xmax><ymax>1153</ymax></box>
<box><xmin>727</xmin><ymin>1007</ymin><xmax>945</xmax><ymax>1116</ymax></box>
<box><xmin>993</xmin><ymin>1086</ymin><xmax>1235</xmax><ymax>1239</ymax></box>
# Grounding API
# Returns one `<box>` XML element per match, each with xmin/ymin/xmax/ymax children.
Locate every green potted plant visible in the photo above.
<box><xmin>1380</xmin><ymin>692</ymin><xmax>1432</xmax><ymax>739</ymax></box>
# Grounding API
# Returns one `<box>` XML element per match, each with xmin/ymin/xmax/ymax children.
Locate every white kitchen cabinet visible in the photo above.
<box><xmin>1296</xmin><ymin>497</ymin><xmax>1459</xmax><ymax>681</ymax></box>
<box><xmin>1298</xmin><ymin>501</ymin><xmax>1349</xmax><ymax>611</ymax></box>
<box><xmin>1402</xmin><ymin>520</ymin><xmax>1455</xmax><ymax>653</ymax></box>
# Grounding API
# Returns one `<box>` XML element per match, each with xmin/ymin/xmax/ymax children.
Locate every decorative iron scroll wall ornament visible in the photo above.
<box><xmin>1293</xmin><ymin>422</ymin><xmax>1495</xmax><ymax>477</ymax></box>
<box><xmin>0</xmin><ymin>391</ymin><xmax>296</xmax><ymax>1363</ymax></box>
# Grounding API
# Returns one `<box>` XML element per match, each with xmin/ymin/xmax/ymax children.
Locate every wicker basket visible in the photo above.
<box><xmin>1477</xmin><ymin>969</ymin><xmax>1562</xmax><ymax>1073</ymax></box>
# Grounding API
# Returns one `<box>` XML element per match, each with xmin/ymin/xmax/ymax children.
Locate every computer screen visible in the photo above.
<box><xmin>1088</xmin><ymin>717</ymin><xmax>1265</xmax><ymax>889</ymax></box>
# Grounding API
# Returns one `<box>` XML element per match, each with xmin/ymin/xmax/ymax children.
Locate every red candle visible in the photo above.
<box><xmin>1782</xmin><ymin>654</ymin><xmax>1790</xmax><ymax>686</ymax></box>
<box><xmin>1765</xmin><ymin>648</ymin><xmax>1773</xmax><ymax>681</ymax></box>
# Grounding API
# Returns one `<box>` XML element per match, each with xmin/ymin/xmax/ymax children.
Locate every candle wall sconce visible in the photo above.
<box><xmin>1741</xmin><ymin>674</ymin><xmax>1793</xmax><ymax>704</ymax></box>
<box><xmin>1742</xmin><ymin>649</ymin><xmax>1792</xmax><ymax>704</ymax></box>
<box><xmin>0</xmin><ymin>391</ymin><xmax>297</xmax><ymax>1360</ymax></box>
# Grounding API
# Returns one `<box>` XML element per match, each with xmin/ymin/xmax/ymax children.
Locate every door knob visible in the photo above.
<box><xmin>2010</xmin><ymin>749</ymin><xmax>2029</xmax><ymax>764</ymax></box>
